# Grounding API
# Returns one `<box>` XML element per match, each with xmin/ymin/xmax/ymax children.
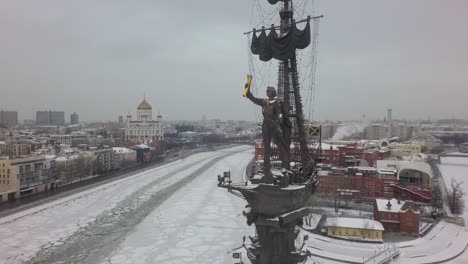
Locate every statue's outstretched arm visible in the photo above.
<box><xmin>246</xmin><ymin>91</ymin><xmax>265</xmax><ymax>107</ymax></box>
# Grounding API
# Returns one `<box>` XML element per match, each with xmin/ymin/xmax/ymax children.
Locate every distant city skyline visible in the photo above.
<box><xmin>1</xmin><ymin>0</ymin><xmax>468</xmax><ymax>122</ymax></box>
<box><xmin>2</xmin><ymin>107</ymin><xmax>468</xmax><ymax>124</ymax></box>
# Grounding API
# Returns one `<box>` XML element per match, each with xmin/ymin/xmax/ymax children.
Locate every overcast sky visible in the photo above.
<box><xmin>1</xmin><ymin>0</ymin><xmax>467</xmax><ymax>122</ymax></box>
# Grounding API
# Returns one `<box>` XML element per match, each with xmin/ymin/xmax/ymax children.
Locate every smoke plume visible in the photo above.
<box><xmin>331</xmin><ymin>121</ymin><xmax>369</xmax><ymax>141</ymax></box>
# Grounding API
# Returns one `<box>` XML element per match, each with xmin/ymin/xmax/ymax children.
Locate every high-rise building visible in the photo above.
<box><xmin>50</xmin><ymin>111</ymin><xmax>65</xmax><ymax>125</ymax></box>
<box><xmin>387</xmin><ymin>109</ymin><xmax>393</xmax><ymax>138</ymax></box>
<box><xmin>70</xmin><ymin>112</ymin><xmax>79</xmax><ymax>125</ymax></box>
<box><xmin>0</xmin><ymin>110</ymin><xmax>18</xmax><ymax>127</ymax></box>
<box><xmin>36</xmin><ymin>111</ymin><xmax>50</xmax><ymax>125</ymax></box>
<box><xmin>201</xmin><ymin>114</ymin><xmax>207</xmax><ymax>126</ymax></box>
<box><xmin>36</xmin><ymin>111</ymin><xmax>65</xmax><ymax>125</ymax></box>
<box><xmin>364</xmin><ymin>125</ymin><xmax>387</xmax><ymax>140</ymax></box>
<box><xmin>118</xmin><ymin>116</ymin><xmax>124</xmax><ymax>124</ymax></box>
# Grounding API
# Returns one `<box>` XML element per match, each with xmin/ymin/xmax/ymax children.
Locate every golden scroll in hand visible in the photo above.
<box><xmin>242</xmin><ymin>74</ymin><xmax>253</xmax><ymax>97</ymax></box>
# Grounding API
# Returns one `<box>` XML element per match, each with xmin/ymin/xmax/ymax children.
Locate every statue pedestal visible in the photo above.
<box><xmin>234</xmin><ymin>179</ymin><xmax>315</xmax><ymax>264</ymax></box>
<box><xmin>250</xmin><ymin>208</ymin><xmax>310</xmax><ymax>264</ymax></box>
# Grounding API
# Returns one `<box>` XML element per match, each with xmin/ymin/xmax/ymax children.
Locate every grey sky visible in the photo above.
<box><xmin>1</xmin><ymin>0</ymin><xmax>467</xmax><ymax>122</ymax></box>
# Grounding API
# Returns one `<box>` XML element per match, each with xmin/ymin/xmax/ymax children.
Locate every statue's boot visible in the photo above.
<box><xmin>263</xmin><ymin>170</ymin><xmax>274</xmax><ymax>184</ymax></box>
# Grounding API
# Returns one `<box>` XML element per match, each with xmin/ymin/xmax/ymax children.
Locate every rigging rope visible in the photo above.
<box><xmin>308</xmin><ymin>17</ymin><xmax>320</xmax><ymax>122</ymax></box>
<box><xmin>246</xmin><ymin>34</ymin><xmax>261</xmax><ymax>122</ymax></box>
<box><xmin>247</xmin><ymin>0</ymin><xmax>321</xmax><ymax>123</ymax></box>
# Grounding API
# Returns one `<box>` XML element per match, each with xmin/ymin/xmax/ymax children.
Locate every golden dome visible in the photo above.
<box><xmin>137</xmin><ymin>100</ymin><xmax>152</xmax><ymax>110</ymax></box>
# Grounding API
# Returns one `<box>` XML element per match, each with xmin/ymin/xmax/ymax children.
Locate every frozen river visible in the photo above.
<box><xmin>0</xmin><ymin>146</ymin><xmax>253</xmax><ymax>264</ymax></box>
<box><xmin>4</xmin><ymin>149</ymin><xmax>466</xmax><ymax>264</ymax></box>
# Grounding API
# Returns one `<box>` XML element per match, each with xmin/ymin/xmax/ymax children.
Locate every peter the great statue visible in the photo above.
<box><xmin>245</xmin><ymin>85</ymin><xmax>291</xmax><ymax>183</ymax></box>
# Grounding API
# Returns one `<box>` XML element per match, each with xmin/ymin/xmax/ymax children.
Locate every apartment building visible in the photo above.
<box><xmin>0</xmin><ymin>156</ymin><xmax>56</xmax><ymax>202</ymax></box>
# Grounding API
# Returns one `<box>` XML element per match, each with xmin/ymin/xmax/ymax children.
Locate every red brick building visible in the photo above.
<box><xmin>254</xmin><ymin>141</ymin><xmax>391</xmax><ymax>167</ymax></box>
<box><xmin>373</xmin><ymin>198</ymin><xmax>419</xmax><ymax>236</ymax></box>
<box><xmin>327</xmin><ymin>145</ymin><xmax>391</xmax><ymax>167</ymax></box>
<box><xmin>317</xmin><ymin>169</ymin><xmax>389</xmax><ymax>201</ymax></box>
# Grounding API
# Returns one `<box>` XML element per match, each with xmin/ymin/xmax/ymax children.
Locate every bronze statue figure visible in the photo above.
<box><xmin>246</xmin><ymin>87</ymin><xmax>290</xmax><ymax>182</ymax></box>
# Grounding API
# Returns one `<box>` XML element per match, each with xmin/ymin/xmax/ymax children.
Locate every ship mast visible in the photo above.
<box><xmin>247</xmin><ymin>0</ymin><xmax>322</xmax><ymax>180</ymax></box>
<box><xmin>278</xmin><ymin>0</ymin><xmax>312</xmax><ymax>180</ymax></box>
<box><xmin>277</xmin><ymin>1</ymin><xmax>292</xmax><ymax>170</ymax></box>
<box><xmin>217</xmin><ymin>3</ymin><xmax>324</xmax><ymax>263</ymax></box>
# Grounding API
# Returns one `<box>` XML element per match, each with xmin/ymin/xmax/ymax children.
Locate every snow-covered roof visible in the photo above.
<box><xmin>348</xmin><ymin>166</ymin><xmax>377</xmax><ymax>172</ymax></box>
<box><xmin>63</xmin><ymin>148</ymin><xmax>74</xmax><ymax>154</ymax></box>
<box><xmin>135</xmin><ymin>144</ymin><xmax>149</xmax><ymax>149</ymax></box>
<box><xmin>377</xmin><ymin>169</ymin><xmax>396</xmax><ymax>175</ymax></box>
<box><xmin>319</xmin><ymin>142</ymin><xmax>343</xmax><ymax>150</ymax></box>
<box><xmin>180</xmin><ymin>131</ymin><xmax>197</xmax><ymax>135</ymax></box>
<box><xmin>71</xmin><ymin>131</ymin><xmax>87</xmax><ymax>135</ymax></box>
<box><xmin>375</xmin><ymin>198</ymin><xmax>404</xmax><ymax>213</ymax></box>
<box><xmin>331</xmin><ymin>167</ymin><xmax>347</xmax><ymax>171</ymax></box>
<box><xmin>317</xmin><ymin>170</ymin><xmax>329</xmax><ymax>176</ymax></box>
<box><xmin>325</xmin><ymin>217</ymin><xmax>384</xmax><ymax>231</ymax></box>
<box><xmin>112</xmin><ymin>147</ymin><xmax>135</xmax><ymax>153</ymax></box>
<box><xmin>44</xmin><ymin>155</ymin><xmax>56</xmax><ymax>160</ymax></box>
<box><xmin>55</xmin><ymin>155</ymin><xmax>79</xmax><ymax>162</ymax></box>
<box><xmin>376</xmin><ymin>160</ymin><xmax>433</xmax><ymax>180</ymax></box>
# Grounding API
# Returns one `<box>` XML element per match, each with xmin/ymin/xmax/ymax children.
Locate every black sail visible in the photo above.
<box><xmin>251</xmin><ymin>19</ymin><xmax>311</xmax><ymax>62</ymax></box>
<box><xmin>267</xmin><ymin>0</ymin><xmax>287</xmax><ymax>5</ymax></box>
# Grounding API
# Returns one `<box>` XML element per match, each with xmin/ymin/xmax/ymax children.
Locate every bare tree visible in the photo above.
<box><xmin>339</xmin><ymin>189</ymin><xmax>353</xmax><ymax>209</ymax></box>
<box><xmin>318</xmin><ymin>180</ymin><xmax>358</xmax><ymax>213</ymax></box>
<box><xmin>70</xmin><ymin>159</ymin><xmax>78</xmax><ymax>183</ymax></box>
<box><xmin>320</xmin><ymin>184</ymin><xmax>341</xmax><ymax>213</ymax></box>
<box><xmin>431</xmin><ymin>185</ymin><xmax>444</xmax><ymax>210</ymax></box>
<box><xmin>332</xmin><ymin>186</ymin><xmax>355</xmax><ymax>213</ymax></box>
<box><xmin>55</xmin><ymin>162</ymin><xmax>67</xmax><ymax>184</ymax></box>
<box><xmin>305</xmin><ymin>195</ymin><xmax>318</xmax><ymax>226</ymax></box>
<box><xmin>75</xmin><ymin>156</ymin><xmax>85</xmax><ymax>181</ymax></box>
<box><xmin>448</xmin><ymin>178</ymin><xmax>465</xmax><ymax>215</ymax></box>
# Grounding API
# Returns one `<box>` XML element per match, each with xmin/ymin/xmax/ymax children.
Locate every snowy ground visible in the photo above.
<box><xmin>298</xmin><ymin>219</ymin><xmax>468</xmax><ymax>264</ymax></box>
<box><xmin>438</xmin><ymin>156</ymin><xmax>468</xmax><ymax>264</ymax></box>
<box><xmin>297</xmin><ymin>156</ymin><xmax>468</xmax><ymax>264</ymax></box>
<box><xmin>315</xmin><ymin>207</ymin><xmax>373</xmax><ymax>219</ymax></box>
<box><xmin>0</xmin><ymin>146</ymin><xmax>253</xmax><ymax>264</ymax></box>
<box><xmin>303</xmin><ymin>214</ymin><xmax>322</xmax><ymax>231</ymax></box>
